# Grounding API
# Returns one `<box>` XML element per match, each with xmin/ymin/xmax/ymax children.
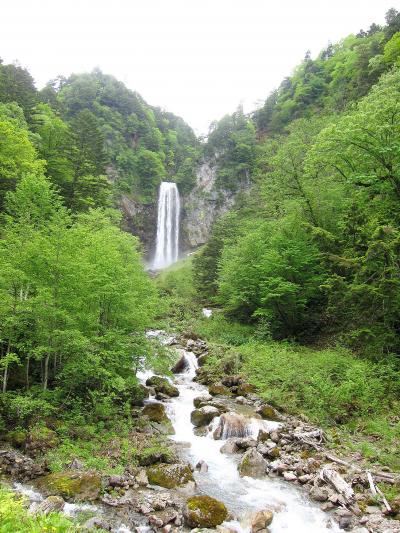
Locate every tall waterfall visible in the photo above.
<box><xmin>153</xmin><ymin>182</ymin><xmax>180</xmax><ymax>269</ymax></box>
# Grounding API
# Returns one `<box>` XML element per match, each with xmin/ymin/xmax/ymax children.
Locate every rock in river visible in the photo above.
<box><xmin>238</xmin><ymin>449</ymin><xmax>268</xmax><ymax>478</ymax></box>
<box><xmin>36</xmin><ymin>470</ymin><xmax>101</xmax><ymax>501</ymax></box>
<box><xmin>146</xmin><ymin>463</ymin><xmax>194</xmax><ymax>488</ymax></box>
<box><xmin>185</xmin><ymin>495</ymin><xmax>228</xmax><ymax>527</ymax></box>
<box><xmin>146</xmin><ymin>376</ymin><xmax>179</xmax><ymax>397</ymax></box>
<box><xmin>191</xmin><ymin>406</ymin><xmax>220</xmax><ymax>427</ymax></box>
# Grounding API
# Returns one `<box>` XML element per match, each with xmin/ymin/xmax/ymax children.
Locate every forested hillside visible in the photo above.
<box><xmin>195</xmin><ymin>7</ymin><xmax>400</xmax><ymax>358</ymax></box>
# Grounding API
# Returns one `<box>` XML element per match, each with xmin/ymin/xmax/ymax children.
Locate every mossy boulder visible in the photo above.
<box><xmin>236</xmin><ymin>383</ymin><xmax>256</xmax><ymax>396</ymax></box>
<box><xmin>191</xmin><ymin>406</ymin><xmax>220</xmax><ymax>427</ymax></box>
<box><xmin>131</xmin><ymin>384</ymin><xmax>150</xmax><ymax>406</ymax></box>
<box><xmin>26</xmin><ymin>426</ymin><xmax>59</xmax><ymax>456</ymax></box>
<box><xmin>5</xmin><ymin>430</ymin><xmax>27</xmax><ymax>448</ymax></box>
<box><xmin>208</xmin><ymin>383</ymin><xmax>231</xmax><ymax>396</ymax></box>
<box><xmin>146</xmin><ymin>463</ymin><xmax>194</xmax><ymax>488</ymax></box>
<box><xmin>256</xmin><ymin>404</ymin><xmax>280</xmax><ymax>421</ymax></box>
<box><xmin>142</xmin><ymin>402</ymin><xmax>169</xmax><ymax>423</ymax></box>
<box><xmin>185</xmin><ymin>495</ymin><xmax>228</xmax><ymax>527</ymax></box>
<box><xmin>146</xmin><ymin>376</ymin><xmax>179</xmax><ymax>397</ymax></box>
<box><xmin>36</xmin><ymin>471</ymin><xmax>101</xmax><ymax>501</ymax></box>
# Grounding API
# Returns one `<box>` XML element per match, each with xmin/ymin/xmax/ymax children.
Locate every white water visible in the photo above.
<box><xmin>153</xmin><ymin>182</ymin><xmax>180</xmax><ymax>270</ymax></box>
<box><xmin>167</xmin><ymin>350</ymin><xmax>340</xmax><ymax>533</ymax></box>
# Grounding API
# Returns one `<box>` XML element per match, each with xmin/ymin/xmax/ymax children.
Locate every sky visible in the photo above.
<box><xmin>1</xmin><ymin>0</ymin><xmax>398</xmax><ymax>134</ymax></box>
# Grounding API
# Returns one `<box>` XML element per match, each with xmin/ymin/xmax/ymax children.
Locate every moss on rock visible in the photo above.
<box><xmin>146</xmin><ymin>463</ymin><xmax>194</xmax><ymax>488</ymax></box>
<box><xmin>146</xmin><ymin>376</ymin><xmax>179</xmax><ymax>397</ymax></box>
<box><xmin>185</xmin><ymin>495</ymin><xmax>228</xmax><ymax>527</ymax></box>
<box><xmin>36</xmin><ymin>471</ymin><xmax>101</xmax><ymax>501</ymax></box>
<box><xmin>142</xmin><ymin>402</ymin><xmax>169</xmax><ymax>423</ymax></box>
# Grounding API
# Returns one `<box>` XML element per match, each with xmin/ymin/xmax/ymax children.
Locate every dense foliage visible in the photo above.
<box><xmin>195</xmin><ymin>9</ymin><xmax>400</xmax><ymax>359</ymax></box>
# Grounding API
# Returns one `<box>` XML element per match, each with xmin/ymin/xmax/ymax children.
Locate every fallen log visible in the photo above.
<box><xmin>320</xmin><ymin>467</ymin><xmax>355</xmax><ymax>505</ymax></box>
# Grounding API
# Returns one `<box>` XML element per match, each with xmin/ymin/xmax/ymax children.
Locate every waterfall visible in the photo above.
<box><xmin>153</xmin><ymin>182</ymin><xmax>180</xmax><ymax>269</ymax></box>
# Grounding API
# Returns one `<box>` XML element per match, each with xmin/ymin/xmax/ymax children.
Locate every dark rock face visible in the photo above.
<box><xmin>119</xmin><ymin>195</ymin><xmax>157</xmax><ymax>258</ymax></box>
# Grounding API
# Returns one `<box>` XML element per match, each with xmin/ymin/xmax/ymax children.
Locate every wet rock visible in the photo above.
<box><xmin>143</xmin><ymin>402</ymin><xmax>170</xmax><ymax>423</ymax></box>
<box><xmin>338</xmin><ymin>516</ymin><xmax>353</xmax><ymax>529</ymax></box>
<box><xmin>191</xmin><ymin>406</ymin><xmax>220</xmax><ymax>427</ymax></box>
<box><xmin>82</xmin><ymin>517</ymin><xmax>112</xmax><ymax>531</ymax></box>
<box><xmin>236</xmin><ymin>396</ymin><xmax>247</xmax><ymax>404</ymax></box>
<box><xmin>208</xmin><ymin>383</ymin><xmax>232</xmax><ymax>396</ymax></box>
<box><xmin>147</xmin><ymin>463</ymin><xmax>194</xmax><ymax>488</ymax></box>
<box><xmin>185</xmin><ymin>495</ymin><xmax>228</xmax><ymax>528</ymax></box>
<box><xmin>35</xmin><ymin>495</ymin><xmax>65</xmax><ymax>515</ymax></box>
<box><xmin>171</xmin><ymin>354</ymin><xmax>188</xmax><ymax>374</ymax></box>
<box><xmin>193</xmin><ymin>394</ymin><xmax>213</xmax><ymax>408</ymax></box>
<box><xmin>250</xmin><ymin>509</ymin><xmax>274</xmax><ymax>532</ymax></box>
<box><xmin>146</xmin><ymin>376</ymin><xmax>179</xmax><ymax>397</ymax></box>
<box><xmin>238</xmin><ymin>449</ymin><xmax>268</xmax><ymax>478</ymax></box>
<box><xmin>213</xmin><ymin>412</ymin><xmax>250</xmax><ymax>439</ymax></box>
<box><xmin>193</xmin><ymin>426</ymin><xmax>210</xmax><ymax>437</ymax></box>
<box><xmin>298</xmin><ymin>474</ymin><xmax>313</xmax><ymax>484</ymax></box>
<box><xmin>108</xmin><ymin>474</ymin><xmax>125</xmax><ymax>487</ymax></box>
<box><xmin>36</xmin><ymin>470</ymin><xmax>101</xmax><ymax>501</ymax></box>
<box><xmin>131</xmin><ymin>384</ymin><xmax>150</xmax><ymax>406</ymax></box>
<box><xmin>256</xmin><ymin>404</ymin><xmax>280</xmax><ymax>421</ymax></box>
<box><xmin>235</xmin><ymin>437</ymin><xmax>257</xmax><ymax>449</ymax></box>
<box><xmin>283</xmin><ymin>471</ymin><xmax>297</xmax><ymax>482</ymax></box>
<box><xmin>310</xmin><ymin>486</ymin><xmax>329</xmax><ymax>502</ymax></box>
<box><xmin>195</xmin><ymin>460</ymin><xmax>208</xmax><ymax>473</ymax></box>
<box><xmin>220</xmin><ymin>439</ymin><xmax>239</xmax><ymax>454</ymax></box>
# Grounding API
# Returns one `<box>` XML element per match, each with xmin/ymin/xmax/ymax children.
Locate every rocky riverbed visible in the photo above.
<box><xmin>1</xmin><ymin>331</ymin><xmax>400</xmax><ymax>533</ymax></box>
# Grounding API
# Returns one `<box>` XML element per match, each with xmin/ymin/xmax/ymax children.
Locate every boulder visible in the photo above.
<box><xmin>82</xmin><ymin>517</ymin><xmax>112</xmax><ymax>531</ymax></box>
<box><xmin>146</xmin><ymin>376</ymin><xmax>179</xmax><ymax>397</ymax></box>
<box><xmin>236</xmin><ymin>383</ymin><xmax>256</xmax><ymax>396</ymax></box>
<box><xmin>142</xmin><ymin>402</ymin><xmax>170</xmax><ymax>423</ymax></box>
<box><xmin>221</xmin><ymin>375</ymin><xmax>243</xmax><ymax>387</ymax></box>
<box><xmin>256</xmin><ymin>405</ymin><xmax>280</xmax><ymax>421</ymax></box>
<box><xmin>185</xmin><ymin>495</ymin><xmax>228</xmax><ymax>528</ymax></box>
<box><xmin>36</xmin><ymin>471</ymin><xmax>101</xmax><ymax>501</ymax></box>
<box><xmin>235</xmin><ymin>437</ymin><xmax>257</xmax><ymax>449</ymax></box>
<box><xmin>195</xmin><ymin>460</ymin><xmax>208</xmax><ymax>473</ymax></box>
<box><xmin>171</xmin><ymin>355</ymin><xmax>188</xmax><ymax>374</ymax></box>
<box><xmin>191</xmin><ymin>406</ymin><xmax>220</xmax><ymax>427</ymax></box>
<box><xmin>25</xmin><ymin>427</ymin><xmax>58</xmax><ymax>456</ymax></box>
<box><xmin>310</xmin><ymin>486</ymin><xmax>329</xmax><ymax>502</ymax></box>
<box><xmin>238</xmin><ymin>449</ymin><xmax>268</xmax><ymax>478</ymax></box>
<box><xmin>131</xmin><ymin>384</ymin><xmax>150</xmax><ymax>406</ymax></box>
<box><xmin>213</xmin><ymin>412</ymin><xmax>250</xmax><ymax>439</ymax></box>
<box><xmin>283</xmin><ymin>471</ymin><xmax>297</xmax><ymax>482</ymax></box>
<box><xmin>147</xmin><ymin>463</ymin><xmax>194</xmax><ymax>488</ymax></box>
<box><xmin>34</xmin><ymin>495</ymin><xmax>65</xmax><ymax>515</ymax></box>
<box><xmin>220</xmin><ymin>439</ymin><xmax>239</xmax><ymax>454</ymax></box>
<box><xmin>251</xmin><ymin>510</ymin><xmax>273</xmax><ymax>533</ymax></box>
<box><xmin>193</xmin><ymin>394</ymin><xmax>213</xmax><ymax>408</ymax></box>
<box><xmin>209</xmin><ymin>383</ymin><xmax>232</xmax><ymax>396</ymax></box>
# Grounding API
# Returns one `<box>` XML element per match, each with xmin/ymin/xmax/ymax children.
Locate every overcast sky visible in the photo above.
<box><xmin>1</xmin><ymin>0</ymin><xmax>398</xmax><ymax>134</ymax></box>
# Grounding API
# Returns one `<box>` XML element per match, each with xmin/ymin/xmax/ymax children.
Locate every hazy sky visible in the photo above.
<box><xmin>1</xmin><ymin>0</ymin><xmax>398</xmax><ymax>134</ymax></box>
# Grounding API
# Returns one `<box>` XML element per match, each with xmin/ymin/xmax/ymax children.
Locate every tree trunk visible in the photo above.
<box><xmin>2</xmin><ymin>364</ymin><xmax>8</xmax><ymax>394</ymax></box>
<box><xmin>43</xmin><ymin>354</ymin><xmax>50</xmax><ymax>390</ymax></box>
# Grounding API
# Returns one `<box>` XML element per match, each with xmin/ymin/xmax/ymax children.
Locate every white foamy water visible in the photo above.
<box><xmin>167</xmin><ymin>350</ymin><xmax>340</xmax><ymax>533</ymax></box>
<box><xmin>153</xmin><ymin>182</ymin><xmax>180</xmax><ymax>269</ymax></box>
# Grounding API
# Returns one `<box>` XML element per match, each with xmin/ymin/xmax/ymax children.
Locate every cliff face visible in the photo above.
<box><xmin>119</xmin><ymin>196</ymin><xmax>157</xmax><ymax>257</ymax></box>
<box><xmin>180</xmin><ymin>161</ymin><xmax>246</xmax><ymax>250</ymax></box>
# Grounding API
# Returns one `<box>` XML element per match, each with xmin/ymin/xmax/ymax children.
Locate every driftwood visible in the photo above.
<box><xmin>367</xmin><ymin>470</ymin><xmax>392</xmax><ymax>513</ymax></box>
<box><xmin>325</xmin><ymin>453</ymin><xmax>399</xmax><ymax>482</ymax></box>
<box><xmin>292</xmin><ymin>429</ymin><xmax>325</xmax><ymax>451</ymax></box>
<box><xmin>320</xmin><ymin>467</ymin><xmax>355</xmax><ymax>505</ymax></box>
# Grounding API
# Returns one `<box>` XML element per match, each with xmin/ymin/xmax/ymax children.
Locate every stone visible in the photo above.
<box><xmin>310</xmin><ymin>486</ymin><xmax>329</xmax><ymax>502</ymax></box>
<box><xmin>238</xmin><ymin>449</ymin><xmax>268</xmax><ymax>478</ymax></box>
<box><xmin>25</xmin><ymin>427</ymin><xmax>59</xmax><ymax>456</ymax></box>
<box><xmin>235</xmin><ymin>437</ymin><xmax>257</xmax><ymax>449</ymax></box>
<box><xmin>191</xmin><ymin>406</ymin><xmax>220</xmax><ymax>427</ymax></box>
<box><xmin>146</xmin><ymin>376</ymin><xmax>179</xmax><ymax>397</ymax></box>
<box><xmin>108</xmin><ymin>475</ymin><xmax>124</xmax><ymax>487</ymax></box>
<box><xmin>338</xmin><ymin>516</ymin><xmax>352</xmax><ymax>529</ymax></box>
<box><xmin>250</xmin><ymin>510</ymin><xmax>274</xmax><ymax>532</ymax></box>
<box><xmin>209</xmin><ymin>383</ymin><xmax>232</xmax><ymax>396</ymax></box>
<box><xmin>171</xmin><ymin>354</ymin><xmax>188</xmax><ymax>374</ymax></box>
<box><xmin>283</xmin><ymin>471</ymin><xmax>297</xmax><ymax>482</ymax></box>
<box><xmin>220</xmin><ymin>439</ymin><xmax>239</xmax><ymax>454</ymax></box>
<box><xmin>256</xmin><ymin>405</ymin><xmax>280</xmax><ymax>421</ymax></box>
<box><xmin>213</xmin><ymin>412</ymin><xmax>250</xmax><ymax>439</ymax></box>
<box><xmin>298</xmin><ymin>474</ymin><xmax>313</xmax><ymax>484</ymax></box>
<box><xmin>135</xmin><ymin>469</ymin><xmax>149</xmax><ymax>486</ymax></box>
<box><xmin>34</xmin><ymin>495</ymin><xmax>65</xmax><ymax>515</ymax></box>
<box><xmin>131</xmin><ymin>384</ymin><xmax>150</xmax><ymax>406</ymax></box>
<box><xmin>196</xmin><ymin>460</ymin><xmax>209</xmax><ymax>473</ymax></box>
<box><xmin>147</xmin><ymin>463</ymin><xmax>194</xmax><ymax>489</ymax></box>
<box><xmin>142</xmin><ymin>402</ymin><xmax>170</xmax><ymax>423</ymax></box>
<box><xmin>236</xmin><ymin>383</ymin><xmax>256</xmax><ymax>396</ymax></box>
<box><xmin>193</xmin><ymin>394</ymin><xmax>213</xmax><ymax>408</ymax></box>
<box><xmin>236</xmin><ymin>396</ymin><xmax>247</xmax><ymax>404</ymax></box>
<box><xmin>68</xmin><ymin>458</ymin><xmax>84</xmax><ymax>470</ymax></box>
<box><xmin>36</xmin><ymin>470</ymin><xmax>101</xmax><ymax>501</ymax></box>
<box><xmin>221</xmin><ymin>375</ymin><xmax>243</xmax><ymax>387</ymax></box>
<box><xmin>185</xmin><ymin>495</ymin><xmax>228</xmax><ymax>528</ymax></box>
<box><xmin>82</xmin><ymin>517</ymin><xmax>112</xmax><ymax>531</ymax></box>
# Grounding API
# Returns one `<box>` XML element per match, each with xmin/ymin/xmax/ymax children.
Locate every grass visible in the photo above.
<box><xmin>0</xmin><ymin>486</ymin><xmax>78</xmax><ymax>533</ymax></box>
